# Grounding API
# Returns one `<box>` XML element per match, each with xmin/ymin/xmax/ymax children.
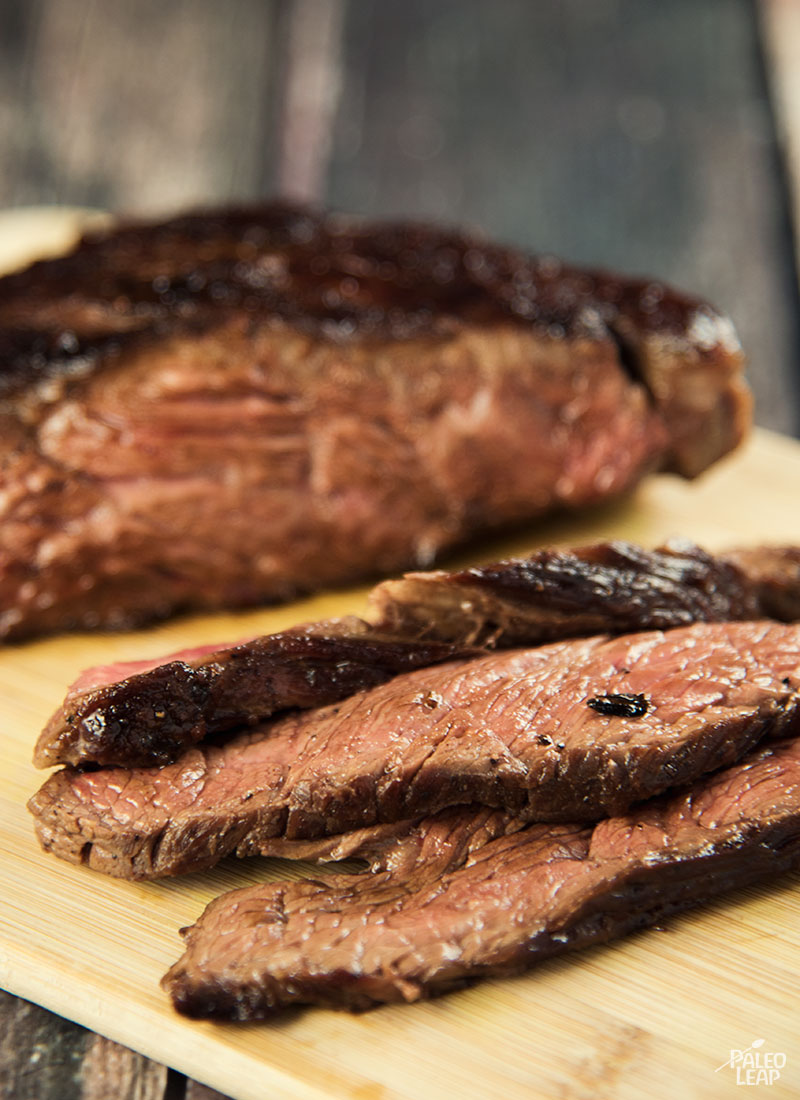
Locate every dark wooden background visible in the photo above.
<box><xmin>1</xmin><ymin>1</ymin><xmax>799</xmax><ymax>1098</ymax></box>
<box><xmin>1</xmin><ymin>0</ymin><xmax>799</xmax><ymax>434</ymax></box>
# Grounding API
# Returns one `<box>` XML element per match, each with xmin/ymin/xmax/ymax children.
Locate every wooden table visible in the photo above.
<box><xmin>2</xmin><ymin>3</ymin><xmax>800</xmax><ymax>1097</ymax></box>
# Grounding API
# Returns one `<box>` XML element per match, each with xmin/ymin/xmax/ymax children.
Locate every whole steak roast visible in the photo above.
<box><xmin>0</xmin><ymin>203</ymin><xmax>750</xmax><ymax>640</ymax></box>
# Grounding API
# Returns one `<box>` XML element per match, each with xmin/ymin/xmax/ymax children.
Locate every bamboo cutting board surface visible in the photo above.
<box><xmin>1</xmin><ymin>211</ymin><xmax>799</xmax><ymax>1100</ymax></box>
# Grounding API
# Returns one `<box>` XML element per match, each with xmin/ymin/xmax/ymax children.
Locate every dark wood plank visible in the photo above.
<box><xmin>327</xmin><ymin>0</ymin><xmax>800</xmax><ymax>437</ymax></box>
<box><xmin>184</xmin><ymin>1082</ymin><xmax>234</xmax><ymax>1100</ymax></box>
<box><xmin>0</xmin><ymin>990</ymin><xmax>87</xmax><ymax>1100</ymax></box>
<box><xmin>760</xmin><ymin>1</ymin><xmax>800</xmax><ymax>289</ymax></box>
<box><xmin>0</xmin><ymin>990</ymin><xmax>188</xmax><ymax>1100</ymax></box>
<box><xmin>0</xmin><ymin>0</ymin><xmax>280</xmax><ymax>214</ymax></box>
<box><xmin>79</xmin><ymin>1034</ymin><xmax>169</xmax><ymax>1100</ymax></box>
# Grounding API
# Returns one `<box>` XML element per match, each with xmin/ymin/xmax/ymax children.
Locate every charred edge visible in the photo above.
<box><xmin>605</xmin><ymin>320</ymin><xmax>644</xmax><ymax>390</ymax></box>
<box><xmin>587</xmin><ymin>693</ymin><xmax>649</xmax><ymax>718</ymax></box>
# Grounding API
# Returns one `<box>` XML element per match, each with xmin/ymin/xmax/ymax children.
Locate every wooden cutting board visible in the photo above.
<box><xmin>1</xmin><ymin>211</ymin><xmax>799</xmax><ymax>1100</ymax></box>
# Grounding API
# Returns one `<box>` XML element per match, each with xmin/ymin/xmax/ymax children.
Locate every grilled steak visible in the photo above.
<box><xmin>37</xmin><ymin>540</ymin><xmax>800</xmax><ymax>770</ymax></box>
<box><xmin>0</xmin><ymin>203</ymin><xmax>749</xmax><ymax>642</ymax></box>
<box><xmin>249</xmin><ymin>805</ymin><xmax>524</xmax><ymax>877</ymax></box>
<box><xmin>368</xmin><ymin>538</ymin><xmax>771</xmax><ymax>646</ymax></box>
<box><xmin>722</xmin><ymin>546</ymin><xmax>800</xmax><ymax>623</ymax></box>
<box><xmin>162</xmin><ymin>737</ymin><xmax>800</xmax><ymax>1019</ymax></box>
<box><xmin>28</xmin><ymin>621</ymin><xmax>800</xmax><ymax>879</ymax></box>
<box><xmin>34</xmin><ymin>620</ymin><xmax>474</xmax><ymax>768</ymax></box>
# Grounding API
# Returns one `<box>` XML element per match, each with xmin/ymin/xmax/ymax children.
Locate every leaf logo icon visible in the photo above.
<box><xmin>714</xmin><ymin>1038</ymin><xmax>769</xmax><ymax>1071</ymax></box>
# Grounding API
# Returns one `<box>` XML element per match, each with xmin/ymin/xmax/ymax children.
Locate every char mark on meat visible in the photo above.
<box><xmin>161</xmin><ymin>737</ymin><xmax>800</xmax><ymax>1018</ymax></box>
<box><xmin>0</xmin><ymin>203</ymin><xmax>749</xmax><ymax>642</ymax></box>
<box><xmin>27</xmin><ymin>621</ymin><xmax>800</xmax><ymax>880</ymax></box>
<box><xmin>34</xmin><ymin>618</ymin><xmax>475</xmax><ymax>768</ymax></box>
<box><xmin>367</xmin><ymin>539</ymin><xmax>793</xmax><ymax>647</ymax></box>
<box><xmin>35</xmin><ymin>541</ymin><xmax>800</xmax><ymax>770</ymax></box>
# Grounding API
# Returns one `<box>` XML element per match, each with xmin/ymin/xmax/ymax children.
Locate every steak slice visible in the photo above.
<box><xmin>368</xmin><ymin>538</ymin><xmax>770</xmax><ymax>646</ymax></box>
<box><xmin>722</xmin><ymin>546</ymin><xmax>800</xmax><ymax>623</ymax></box>
<box><xmin>34</xmin><ymin>619</ymin><xmax>474</xmax><ymax>768</ymax></box>
<box><xmin>28</xmin><ymin>621</ymin><xmax>800</xmax><ymax>879</ymax></box>
<box><xmin>162</xmin><ymin>737</ymin><xmax>800</xmax><ymax>1019</ymax></box>
<box><xmin>36</xmin><ymin>540</ymin><xmax>800</xmax><ymax>770</ymax></box>
<box><xmin>251</xmin><ymin>805</ymin><xmax>523</xmax><ymax>875</ymax></box>
<box><xmin>0</xmin><ymin>202</ymin><xmax>749</xmax><ymax>642</ymax></box>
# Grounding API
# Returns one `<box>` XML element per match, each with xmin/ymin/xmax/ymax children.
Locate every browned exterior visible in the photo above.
<box><xmin>0</xmin><ymin>204</ymin><xmax>749</xmax><ymax>641</ymax></box>
<box><xmin>368</xmin><ymin>539</ymin><xmax>767</xmax><ymax>646</ymax></box>
<box><xmin>35</xmin><ymin>621</ymin><xmax>476</xmax><ymax>769</ymax></box>
<box><xmin>28</xmin><ymin>621</ymin><xmax>800</xmax><ymax>880</ymax></box>
<box><xmin>34</xmin><ymin>541</ymin><xmax>800</xmax><ymax>771</ymax></box>
<box><xmin>162</xmin><ymin>738</ymin><xmax>800</xmax><ymax>1018</ymax></box>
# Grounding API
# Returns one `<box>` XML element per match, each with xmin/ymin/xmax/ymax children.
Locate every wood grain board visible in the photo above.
<box><xmin>1</xmin><ymin>212</ymin><xmax>799</xmax><ymax>1099</ymax></box>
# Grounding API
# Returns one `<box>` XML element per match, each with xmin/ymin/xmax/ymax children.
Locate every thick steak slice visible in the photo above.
<box><xmin>34</xmin><ymin>619</ymin><xmax>474</xmax><ymax>768</ymax></box>
<box><xmin>368</xmin><ymin>539</ymin><xmax>767</xmax><ymax>646</ymax></box>
<box><xmin>722</xmin><ymin>546</ymin><xmax>800</xmax><ymax>623</ymax></box>
<box><xmin>162</xmin><ymin>737</ymin><xmax>800</xmax><ymax>1019</ymax></box>
<box><xmin>28</xmin><ymin>622</ymin><xmax>800</xmax><ymax>879</ymax></box>
<box><xmin>36</xmin><ymin>541</ymin><xmax>800</xmax><ymax>770</ymax></box>
<box><xmin>0</xmin><ymin>203</ymin><xmax>749</xmax><ymax>642</ymax></box>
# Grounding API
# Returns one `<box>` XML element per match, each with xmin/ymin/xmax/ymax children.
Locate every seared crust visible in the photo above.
<box><xmin>34</xmin><ymin>621</ymin><xmax>475</xmax><ymax>769</ymax></box>
<box><xmin>27</xmin><ymin>621</ymin><xmax>800</xmax><ymax>880</ymax></box>
<box><xmin>36</xmin><ymin>540</ymin><xmax>800</xmax><ymax>771</ymax></box>
<box><xmin>722</xmin><ymin>546</ymin><xmax>800</xmax><ymax>623</ymax></box>
<box><xmin>162</xmin><ymin>738</ymin><xmax>800</xmax><ymax>1018</ymax></box>
<box><xmin>368</xmin><ymin>539</ymin><xmax>765</xmax><ymax>646</ymax></box>
<box><xmin>0</xmin><ymin>202</ymin><xmax>748</xmax><ymax>472</ymax></box>
<box><xmin>0</xmin><ymin>204</ymin><xmax>750</xmax><ymax>641</ymax></box>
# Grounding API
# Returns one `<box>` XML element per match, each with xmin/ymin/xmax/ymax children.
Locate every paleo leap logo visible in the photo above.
<box><xmin>715</xmin><ymin>1038</ymin><xmax>787</xmax><ymax>1086</ymax></box>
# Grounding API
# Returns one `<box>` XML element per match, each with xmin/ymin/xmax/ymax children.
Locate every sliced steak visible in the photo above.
<box><xmin>28</xmin><ymin>621</ymin><xmax>800</xmax><ymax>879</ymax></box>
<box><xmin>722</xmin><ymin>546</ymin><xmax>800</xmax><ymax>623</ymax></box>
<box><xmin>162</xmin><ymin>737</ymin><xmax>800</xmax><ymax>1019</ymax></box>
<box><xmin>252</xmin><ymin>805</ymin><xmax>523</xmax><ymax>876</ymax></box>
<box><xmin>368</xmin><ymin>538</ymin><xmax>769</xmax><ymax>646</ymax></box>
<box><xmin>36</xmin><ymin>540</ymin><xmax>800</xmax><ymax>770</ymax></box>
<box><xmin>0</xmin><ymin>203</ymin><xmax>749</xmax><ymax>642</ymax></box>
<box><xmin>34</xmin><ymin>619</ymin><xmax>474</xmax><ymax>768</ymax></box>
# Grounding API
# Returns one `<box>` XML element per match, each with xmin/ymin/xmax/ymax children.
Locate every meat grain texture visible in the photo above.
<box><xmin>162</xmin><ymin>738</ymin><xmax>800</xmax><ymax>1018</ymax></box>
<box><xmin>36</xmin><ymin>540</ymin><xmax>800</xmax><ymax>771</ymax></box>
<box><xmin>0</xmin><ymin>203</ymin><xmax>750</xmax><ymax>640</ymax></box>
<box><xmin>35</xmin><ymin>619</ymin><xmax>475</xmax><ymax>769</ymax></box>
<box><xmin>28</xmin><ymin>621</ymin><xmax>800</xmax><ymax>879</ymax></box>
